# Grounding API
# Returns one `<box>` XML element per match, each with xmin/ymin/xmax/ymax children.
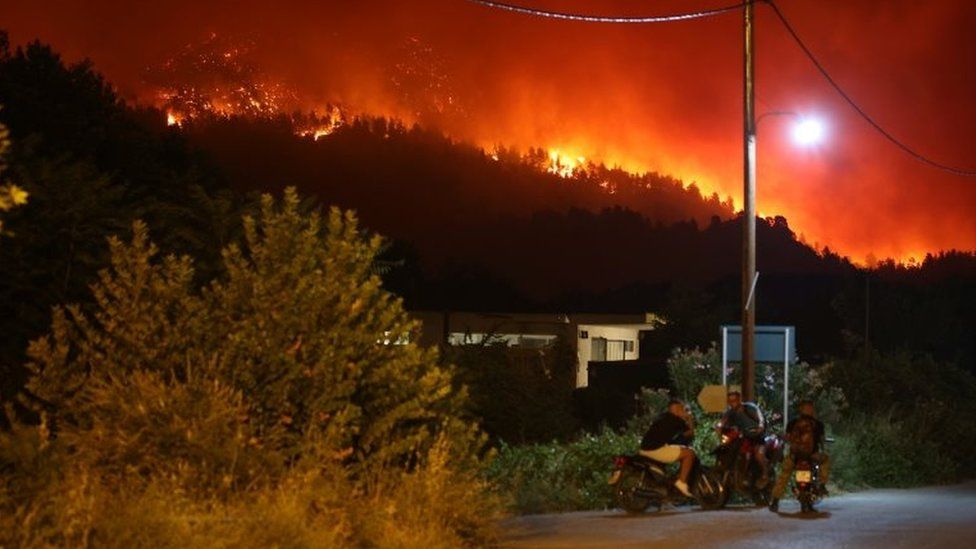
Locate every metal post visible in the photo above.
<box><xmin>783</xmin><ymin>327</ymin><xmax>790</xmax><ymax>432</ymax></box>
<box><xmin>721</xmin><ymin>326</ymin><xmax>728</xmax><ymax>387</ymax></box>
<box><xmin>742</xmin><ymin>0</ymin><xmax>757</xmax><ymax>402</ymax></box>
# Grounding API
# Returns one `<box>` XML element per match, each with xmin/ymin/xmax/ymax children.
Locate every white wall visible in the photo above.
<box><xmin>575</xmin><ymin>325</ymin><xmax>641</xmax><ymax>387</ymax></box>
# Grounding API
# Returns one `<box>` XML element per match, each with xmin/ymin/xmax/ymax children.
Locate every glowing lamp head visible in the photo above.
<box><xmin>792</xmin><ymin>118</ymin><xmax>825</xmax><ymax>145</ymax></box>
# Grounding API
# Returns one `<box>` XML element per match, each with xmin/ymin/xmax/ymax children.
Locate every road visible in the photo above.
<box><xmin>502</xmin><ymin>482</ymin><xmax>976</xmax><ymax>548</ymax></box>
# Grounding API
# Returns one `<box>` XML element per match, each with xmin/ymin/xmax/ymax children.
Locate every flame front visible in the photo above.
<box><xmin>166</xmin><ymin>110</ymin><xmax>182</xmax><ymax>127</ymax></box>
<box><xmin>296</xmin><ymin>105</ymin><xmax>345</xmax><ymax>141</ymax></box>
<box><xmin>547</xmin><ymin>149</ymin><xmax>586</xmax><ymax>178</ymax></box>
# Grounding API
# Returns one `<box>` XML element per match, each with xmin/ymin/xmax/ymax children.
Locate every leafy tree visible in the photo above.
<box><xmin>0</xmin><ymin>36</ymin><xmax>248</xmax><ymax>425</ymax></box>
<box><xmin>27</xmin><ymin>189</ymin><xmax>476</xmax><ymax>471</ymax></box>
<box><xmin>2</xmin><ymin>189</ymin><xmax>495</xmax><ymax>546</ymax></box>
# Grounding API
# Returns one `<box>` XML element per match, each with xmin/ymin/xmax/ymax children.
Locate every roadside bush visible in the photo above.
<box><xmin>1</xmin><ymin>189</ymin><xmax>498</xmax><ymax>547</ymax></box>
<box><xmin>485</xmin><ymin>429</ymin><xmax>637</xmax><ymax>514</ymax></box>
<box><xmin>826</xmin><ymin>349</ymin><xmax>976</xmax><ymax>487</ymax></box>
<box><xmin>666</xmin><ymin>345</ymin><xmax>722</xmax><ymax>402</ymax></box>
<box><xmin>830</xmin><ymin>412</ymin><xmax>958</xmax><ymax>488</ymax></box>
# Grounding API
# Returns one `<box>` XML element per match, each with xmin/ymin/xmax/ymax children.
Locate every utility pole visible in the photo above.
<box><xmin>742</xmin><ymin>0</ymin><xmax>757</xmax><ymax>402</ymax></box>
<box><xmin>864</xmin><ymin>270</ymin><xmax>870</xmax><ymax>363</ymax></box>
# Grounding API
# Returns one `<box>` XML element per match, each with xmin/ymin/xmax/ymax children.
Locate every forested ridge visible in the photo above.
<box><xmin>1</xmin><ymin>34</ymin><xmax>974</xmax><ymax>421</ymax></box>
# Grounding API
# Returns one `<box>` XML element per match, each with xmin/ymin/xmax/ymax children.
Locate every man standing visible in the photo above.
<box><xmin>640</xmin><ymin>399</ymin><xmax>697</xmax><ymax>497</ymax></box>
<box><xmin>769</xmin><ymin>398</ymin><xmax>830</xmax><ymax>512</ymax></box>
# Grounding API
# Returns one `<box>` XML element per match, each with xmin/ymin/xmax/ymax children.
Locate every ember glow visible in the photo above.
<box><xmin>4</xmin><ymin>0</ymin><xmax>974</xmax><ymax>264</ymax></box>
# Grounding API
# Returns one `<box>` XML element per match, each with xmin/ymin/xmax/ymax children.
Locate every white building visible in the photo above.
<box><xmin>411</xmin><ymin>311</ymin><xmax>664</xmax><ymax>388</ymax></box>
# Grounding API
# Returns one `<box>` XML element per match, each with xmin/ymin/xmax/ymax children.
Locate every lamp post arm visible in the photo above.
<box><xmin>756</xmin><ymin>110</ymin><xmax>799</xmax><ymax>127</ymax></box>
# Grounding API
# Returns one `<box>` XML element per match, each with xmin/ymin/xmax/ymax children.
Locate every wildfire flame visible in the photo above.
<box><xmin>140</xmin><ymin>36</ymin><xmax>956</xmax><ymax>266</ymax></box>
<box><xmin>295</xmin><ymin>105</ymin><xmax>345</xmax><ymax>141</ymax></box>
<box><xmin>166</xmin><ymin>110</ymin><xmax>183</xmax><ymax>127</ymax></box>
<box><xmin>547</xmin><ymin>149</ymin><xmax>586</xmax><ymax>178</ymax></box>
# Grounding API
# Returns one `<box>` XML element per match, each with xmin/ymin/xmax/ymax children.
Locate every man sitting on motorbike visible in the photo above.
<box><xmin>640</xmin><ymin>399</ymin><xmax>697</xmax><ymax>497</ymax></box>
<box><xmin>718</xmin><ymin>391</ymin><xmax>770</xmax><ymax>487</ymax></box>
<box><xmin>769</xmin><ymin>398</ymin><xmax>830</xmax><ymax>512</ymax></box>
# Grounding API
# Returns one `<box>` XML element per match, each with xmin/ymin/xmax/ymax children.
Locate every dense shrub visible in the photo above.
<box><xmin>0</xmin><ymin>189</ymin><xmax>498</xmax><ymax>547</ymax></box>
<box><xmin>486</xmin><ymin>429</ymin><xmax>637</xmax><ymax>514</ymax></box>
<box><xmin>447</xmin><ymin>338</ymin><xmax>578</xmax><ymax>444</ymax></box>
<box><xmin>826</xmin><ymin>349</ymin><xmax>976</xmax><ymax>483</ymax></box>
<box><xmin>830</xmin><ymin>413</ymin><xmax>958</xmax><ymax>488</ymax></box>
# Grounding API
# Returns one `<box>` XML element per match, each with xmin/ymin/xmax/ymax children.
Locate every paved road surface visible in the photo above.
<box><xmin>503</xmin><ymin>482</ymin><xmax>976</xmax><ymax>548</ymax></box>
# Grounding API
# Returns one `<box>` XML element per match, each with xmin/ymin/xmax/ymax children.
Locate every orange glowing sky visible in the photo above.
<box><xmin>4</xmin><ymin>0</ymin><xmax>975</xmax><ymax>263</ymax></box>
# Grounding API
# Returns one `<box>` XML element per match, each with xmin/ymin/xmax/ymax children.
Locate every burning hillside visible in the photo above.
<box><xmin>144</xmin><ymin>34</ymin><xmax>725</xmax><ymax>218</ymax></box>
<box><xmin>92</xmin><ymin>13</ymin><xmax>972</xmax><ymax>267</ymax></box>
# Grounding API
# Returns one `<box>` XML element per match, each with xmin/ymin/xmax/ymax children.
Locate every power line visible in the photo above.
<box><xmin>465</xmin><ymin>0</ymin><xmax>748</xmax><ymax>24</ymax></box>
<box><xmin>467</xmin><ymin>0</ymin><xmax>976</xmax><ymax>176</ymax></box>
<box><xmin>766</xmin><ymin>1</ymin><xmax>976</xmax><ymax>177</ymax></box>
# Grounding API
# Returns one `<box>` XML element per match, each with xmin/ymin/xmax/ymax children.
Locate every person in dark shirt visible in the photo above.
<box><xmin>640</xmin><ymin>399</ymin><xmax>697</xmax><ymax>497</ymax></box>
<box><xmin>770</xmin><ymin>398</ymin><xmax>831</xmax><ymax>512</ymax></box>
<box><xmin>673</xmin><ymin>403</ymin><xmax>696</xmax><ymax>446</ymax></box>
<box><xmin>718</xmin><ymin>391</ymin><xmax>770</xmax><ymax>486</ymax></box>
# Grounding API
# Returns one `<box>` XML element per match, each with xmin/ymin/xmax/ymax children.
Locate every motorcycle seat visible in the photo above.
<box><xmin>632</xmin><ymin>454</ymin><xmax>670</xmax><ymax>468</ymax></box>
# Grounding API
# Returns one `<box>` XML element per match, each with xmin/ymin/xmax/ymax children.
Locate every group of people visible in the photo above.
<box><xmin>639</xmin><ymin>390</ymin><xmax>830</xmax><ymax>511</ymax></box>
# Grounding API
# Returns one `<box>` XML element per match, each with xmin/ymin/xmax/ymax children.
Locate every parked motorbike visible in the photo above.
<box><xmin>712</xmin><ymin>426</ymin><xmax>784</xmax><ymax>506</ymax></box>
<box><xmin>609</xmin><ymin>453</ymin><xmax>726</xmax><ymax>513</ymax></box>
<box><xmin>791</xmin><ymin>455</ymin><xmax>824</xmax><ymax>513</ymax></box>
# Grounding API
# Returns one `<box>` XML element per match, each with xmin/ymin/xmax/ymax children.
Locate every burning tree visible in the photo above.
<box><xmin>144</xmin><ymin>33</ymin><xmax>298</xmax><ymax>124</ymax></box>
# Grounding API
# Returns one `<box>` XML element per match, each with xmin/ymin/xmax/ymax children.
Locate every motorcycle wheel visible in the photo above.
<box><xmin>696</xmin><ymin>469</ymin><xmax>727</xmax><ymax>510</ymax></box>
<box><xmin>716</xmin><ymin>471</ymin><xmax>733</xmax><ymax>508</ymax></box>
<box><xmin>614</xmin><ymin>469</ymin><xmax>653</xmax><ymax>514</ymax></box>
<box><xmin>798</xmin><ymin>491</ymin><xmax>815</xmax><ymax>513</ymax></box>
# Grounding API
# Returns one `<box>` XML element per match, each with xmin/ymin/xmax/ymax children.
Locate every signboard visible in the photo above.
<box><xmin>698</xmin><ymin>384</ymin><xmax>733</xmax><ymax>413</ymax></box>
<box><xmin>720</xmin><ymin>325</ymin><xmax>796</xmax><ymax>431</ymax></box>
<box><xmin>720</xmin><ymin>325</ymin><xmax>796</xmax><ymax>363</ymax></box>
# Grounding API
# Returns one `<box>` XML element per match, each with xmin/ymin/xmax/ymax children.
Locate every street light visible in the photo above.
<box><xmin>792</xmin><ymin>117</ymin><xmax>826</xmax><ymax>146</ymax></box>
<box><xmin>757</xmin><ymin>111</ymin><xmax>827</xmax><ymax>145</ymax></box>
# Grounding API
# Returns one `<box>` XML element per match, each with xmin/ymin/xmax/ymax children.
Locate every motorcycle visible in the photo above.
<box><xmin>608</xmin><ymin>453</ymin><xmax>726</xmax><ymax>513</ymax></box>
<box><xmin>791</xmin><ymin>455</ymin><xmax>824</xmax><ymax>513</ymax></box>
<box><xmin>712</xmin><ymin>426</ymin><xmax>784</xmax><ymax>507</ymax></box>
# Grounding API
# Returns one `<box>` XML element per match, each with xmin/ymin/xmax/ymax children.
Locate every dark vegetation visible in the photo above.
<box><xmin>0</xmin><ymin>32</ymin><xmax>975</xmax><ymax>532</ymax></box>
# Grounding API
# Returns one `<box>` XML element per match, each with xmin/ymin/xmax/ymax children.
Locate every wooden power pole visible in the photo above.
<box><xmin>742</xmin><ymin>0</ymin><xmax>757</xmax><ymax>402</ymax></box>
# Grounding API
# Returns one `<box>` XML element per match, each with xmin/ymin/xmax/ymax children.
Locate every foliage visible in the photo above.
<box><xmin>660</xmin><ymin>345</ymin><xmax>846</xmax><ymax>430</ymax></box>
<box><xmin>0</xmin><ymin>37</ymin><xmax>249</xmax><ymax>427</ymax></box>
<box><xmin>0</xmin><ymin>434</ymin><xmax>496</xmax><ymax>548</ymax></box>
<box><xmin>830</xmin><ymin>412</ymin><xmax>958</xmax><ymax>489</ymax></box>
<box><xmin>485</xmin><ymin>429</ymin><xmax>637</xmax><ymax>514</ymax></box>
<box><xmin>827</xmin><ymin>348</ymin><xmax>976</xmax><ymax>479</ymax></box>
<box><xmin>447</xmin><ymin>338</ymin><xmax>578</xmax><ymax>445</ymax></box>
<box><xmin>666</xmin><ymin>344</ymin><xmax>722</xmax><ymax>402</ymax></box>
<box><xmin>490</xmin><ymin>347</ymin><xmax>856</xmax><ymax>514</ymax></box>
<box><xmin>1</xmin><ymin>189</ymin><xmax>498</xmax><ymax>546</ymax></box>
